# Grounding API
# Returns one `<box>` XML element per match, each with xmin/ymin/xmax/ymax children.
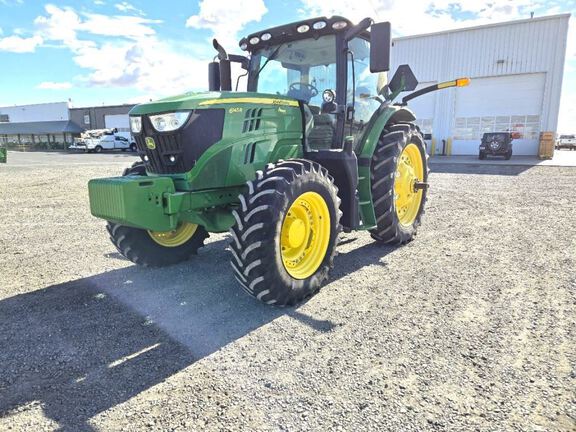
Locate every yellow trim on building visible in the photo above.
<box><xmin>199</xmin><ymin>98</ymin><xmax>299</xmax><ymax>107</ymax></box>
<box><xmin>430</xmin><ymin>138</ymin><xmax>436</xmax><ymax>157</ymax></box>
<box><xmin>446</xmin><ymin>137</ymin><xmax>453</xmax><ymax>155</ymax></box>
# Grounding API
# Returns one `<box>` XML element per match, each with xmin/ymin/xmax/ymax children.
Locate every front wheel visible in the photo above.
<box><xmin>106</xmin><ymin>161</ymin><xmax>208</xmax><ymax>267</ymax></box>
<box><xmin>369</xmin><ymin>123</ymin><xmax>428</xmax><ymax>245</ymax></box>
<box><xmin>130</xmin><ymin>143</ymin><xmax>137</xmax><ymax>152</ymax></box>
<box><xmin>107</xmin><ymin>222</ymin><xmax>208</xmax><ymax>267</ymax></box>
<box><xmin>94</xmin><ymin>145</ymin><xmax>103</xmax><ymax>153</ymax></box>
<box><xmin>229</xmin><ymin>159</ymin><xmax>341</xmax><ymax>306</ymax></box>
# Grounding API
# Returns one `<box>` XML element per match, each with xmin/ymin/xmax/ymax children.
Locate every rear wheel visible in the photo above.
<box><xmin>130</xmin><ymin>143</ymin><xmax>137</xmax><ymax>152</ymax></box>
<box><xmin>106</xmin><ymin>161</ymin><xmax>208</xmax><ymax>267</ymax></box>
<box><xmin>229</xmin><ymin>159</ymin><xmax>341</xmax><ymax>306</ymax></box>
<box><xmin>505</xmin><ymin>149</ymin><xmax>512</xmax><ymax>160</ymax></box>
<box><xmin>369</xmin><ymin>123</ymin><xmax>428</xmax><ymax>245</ymax></box>
<box><xmin>479</xmin><ymin>151</ymin><xmax>486</xmax><ymax>160</ymax></box>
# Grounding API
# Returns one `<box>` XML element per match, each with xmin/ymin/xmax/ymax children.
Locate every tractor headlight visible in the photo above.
<box><xmin>129</xmin><ymin>116</ymin><xmax>142</xmax><ymax>133</ymax></box>
<box><xmin>149</xmin><ymin>112</ymin><xmax>191</xmax><ymax>132</ymax></box>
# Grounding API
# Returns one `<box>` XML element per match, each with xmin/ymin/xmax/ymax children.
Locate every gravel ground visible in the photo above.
<box><xmin>0</xmin><ymin>153</ymin><xmax>575</xmax><ymax>431</ymax></box>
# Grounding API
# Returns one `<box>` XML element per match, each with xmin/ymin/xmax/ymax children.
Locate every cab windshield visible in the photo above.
<box><xmin>248</xmin><ymin>35</ymin><xmax>337</xmax><ymax>109</ymax></box>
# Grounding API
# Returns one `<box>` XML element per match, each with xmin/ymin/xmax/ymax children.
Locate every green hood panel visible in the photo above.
<box><xmin>129</xmin><ymin>92</ymin><xmax>299</xmax><ymax>115</ymax></box>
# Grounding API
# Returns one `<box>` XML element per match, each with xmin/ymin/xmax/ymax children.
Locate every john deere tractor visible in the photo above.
<box><xmin>88</xmin><ymin>16</ymin><xmax>469</xmax><ymax>306</ymax></box>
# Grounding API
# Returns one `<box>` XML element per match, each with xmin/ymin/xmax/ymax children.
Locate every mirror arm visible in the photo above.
<box><xmin>344</xmin><ymin>17</ymin><xmax>373</xmax><ymax>41</ymax></box>
<box><xmin>229</xmin><ymin>54</ymin><xmax>250</xmax><ymax>70</ymax></box>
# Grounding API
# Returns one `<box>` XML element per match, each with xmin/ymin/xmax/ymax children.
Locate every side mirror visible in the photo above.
<box><xmin>388</xmin><ymin>64</ymin><xmax>418</xmax><ymax>93</ymax></box>
<box><xmin>370</xmin><ymin>22</ymin><xmax>391</xmax><ymax>73</ymax></box>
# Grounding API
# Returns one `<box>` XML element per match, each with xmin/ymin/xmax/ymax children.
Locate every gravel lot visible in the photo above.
<box><xmin>0</xmin><ymin>152</ymin><xmax>575</xmax><ymax>431</ymax></box>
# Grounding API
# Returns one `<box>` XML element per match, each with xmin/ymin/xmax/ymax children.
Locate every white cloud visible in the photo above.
<box><xmin>30</xmin><ymin>4</ymin><xmax>208</xmax><ymax>97</ymax></box>
<box><xmin>0</xmin><ymin>35</ymin><xmax>42</xmax><ymax>53</ymax></box>
<box><xmin>186</xmin><ymin>0</ymin><xmax>268</xmax><ymax>48</ymax></box>
<box><xmin>298</xmin><ymin>0</ymin><xmax>555</xmax><ymax>36</ymax></box>
<box><xmin>114</xmin><ymin>2</ymin><xmax>144</xmax><ymax>16</ymax></box>
<box><xmin>37</xmin><ymin>81</ymin><xmax>73</xmax><ymax>90</ymax></box>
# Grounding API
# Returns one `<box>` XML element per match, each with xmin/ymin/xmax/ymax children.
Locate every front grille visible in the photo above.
<box><xmin>135</xmin><ymin>108</ymin><xmax>225</xmax><ymax>174</ymax></box>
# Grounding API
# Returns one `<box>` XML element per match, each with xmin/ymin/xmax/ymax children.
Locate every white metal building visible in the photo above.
<box><xmin>0</xmin><ymin>102</ymin><xmax>69</xmax><ymax>123</ymax></box>
<box><xmin>391</xmin><ymin>14</ymin><xmax>570</xmax><ymax>156</ymax></box>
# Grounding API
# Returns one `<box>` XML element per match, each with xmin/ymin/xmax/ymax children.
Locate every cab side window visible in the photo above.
<box><xmin>347</xmin><ymin>38</ymin><xmax>381</xmax><ymax>142</ymax></box>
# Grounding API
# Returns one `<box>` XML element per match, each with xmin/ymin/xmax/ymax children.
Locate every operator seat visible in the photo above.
<box><xmin>306</xmin><ymin>102</ymin><xmax>336</xmax><ymax>149</ymax></box>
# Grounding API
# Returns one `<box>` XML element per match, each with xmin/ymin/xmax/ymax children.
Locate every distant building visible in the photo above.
<box><xmin>69</xmin><ymin>104</ymin><xmax>135</xmax><ymax>135</ymax></box>
<box><xmin>391</xmin><ymin>14</ymin><xmax>570</xmax><ymax>156</ymax></box>
<box><xmin>0</xmin><ymin>102</ymin><xmax>135</xmax><ymax>150</ymax></box>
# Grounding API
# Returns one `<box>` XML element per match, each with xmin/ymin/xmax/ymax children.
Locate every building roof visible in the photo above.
<box><xmin>0</xmin><ymin>120</ymin><xmax>84</xmax><ymax>135</ymax></box>
<box><xmin>69</xmin><ymin>103</ymin><xmax>136</xmax><ymax>111</ymax></box>
<box><xmin>393</xmin><ymin>13</ymin><xmax>571</xmax><ymax>42</ymax></box>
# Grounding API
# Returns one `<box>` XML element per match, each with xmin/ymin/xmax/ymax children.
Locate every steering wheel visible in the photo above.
<box><xmin>288</xmin><ymin>82</ymin><xmax>319</xmax><ymax>102</ymax></box>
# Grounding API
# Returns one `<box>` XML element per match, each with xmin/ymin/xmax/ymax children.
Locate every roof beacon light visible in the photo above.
<box><xmin>312</xmin><ymin>21</ymin><xmax>327</xmax><ymax>30</ymax></box>
<box><xmin>297</xmin><ymin>24</ymin><xmax>310</xmax><ymax>33</ymax></box>
<box><xmin>249</xmin><ymin>36</ymin><xmax>260</xmax><ymax>45</ymax></box>
<box><xmin>332</xmin><ymin>21</ymin><xmax>348</xmax><ymax>30</ymax></box>
<box><xmin>261</xmin><ymin>32</ymin><xmax>272</xmax><ymax>41</ymax></box>
<box><xmin>240</xmin><ymin>42</ymin><xmax>248</xmax><ymax>51</ymax></box>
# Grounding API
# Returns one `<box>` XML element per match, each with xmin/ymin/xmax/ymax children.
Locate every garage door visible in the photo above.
<box><xmin>105</xmin><ymin>114</ymin><xmax>130</xmax><ymax>133</ymax></box>
<box><xmin>452</xmin><ymin>73</ymin><xmax>545</xmax><ymax>155</ymax></box>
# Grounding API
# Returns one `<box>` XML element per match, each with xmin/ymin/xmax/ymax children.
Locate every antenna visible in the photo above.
<box><xmin>530</xmin><ymin>11</ymin><xmax>534</xmax><ymax>18</ymax></box>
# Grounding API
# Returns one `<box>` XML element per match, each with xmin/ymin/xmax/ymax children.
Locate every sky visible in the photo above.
<box><xmin>0</xmin><ymin>0</ymin><xmax>574</xmax><ymax>131</ymax></box>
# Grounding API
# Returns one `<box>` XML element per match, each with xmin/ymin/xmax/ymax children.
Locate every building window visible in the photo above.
<box><xmin>0</xmin><ymin>114</ymin><xmax>9</xmax><ymax>123</ymax></box>
<box><xmin>454</xmin><ymin>115</ymin><xmax>540</xmax><ymax>140</ymax></box>
<box><xmin>84</xmin><ymin>114</ymin><xmax>90</xmax><ymax>125</ymax></box>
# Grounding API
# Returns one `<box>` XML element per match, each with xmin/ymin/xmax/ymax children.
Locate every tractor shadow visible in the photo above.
<box><xmin>1</xmin><ymin>236</ymin><xmax>383</xmax><ymax>430</ymax></box>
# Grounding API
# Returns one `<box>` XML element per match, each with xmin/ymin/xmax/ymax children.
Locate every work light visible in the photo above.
<box><xmin>129</xmin><ymin>116</ymin><xmax>142</xmax><ymax>133</ymax></box>
<box><xmin>149</xmin><ymin>112</ymin><xmax>191</xmax><ymax>132</ymax></box>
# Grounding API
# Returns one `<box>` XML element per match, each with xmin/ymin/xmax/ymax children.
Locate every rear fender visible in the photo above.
<box><xmin>355</xmin><ymin>106</ymin><xmax>416</xmax><ymax>229</ymax></box>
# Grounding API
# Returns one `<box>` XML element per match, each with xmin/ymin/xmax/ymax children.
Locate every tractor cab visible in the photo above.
<box><xmin>234</xmin><ymin>16</ymin><xmax>393</xmax><ymax>152</ymax></box>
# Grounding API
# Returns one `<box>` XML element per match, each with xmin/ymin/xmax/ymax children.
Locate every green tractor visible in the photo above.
<box><xmin>88</xmin><ymin>16</ymin><xmax>469</xmax><ymax>306</ymax></box>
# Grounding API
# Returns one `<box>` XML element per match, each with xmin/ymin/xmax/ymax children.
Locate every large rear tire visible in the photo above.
<box><xmin>369</xmin><ymin>123</ymin><xmax>429</xmax><ymax>245</ymax></box>
<box><xmin>229</xmin><ymin>159</ymin><xmax>341</xmax><ymax>306</ymax></box>
<box><xmin>106</xmin><ymin>161</ymin><xmax>208</xmax><ymax>267</ymax></box>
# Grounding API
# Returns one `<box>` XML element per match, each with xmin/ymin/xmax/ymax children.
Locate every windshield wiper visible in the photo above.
<box><xmin>253</xmin><ymin>43</ymin><xmax>285</xmax><ymax>81</ymax></box>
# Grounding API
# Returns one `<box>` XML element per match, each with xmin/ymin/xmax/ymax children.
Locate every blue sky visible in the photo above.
<box><xmin>0</xmin><ymin>0</ymin><xmax>574</xmax><ymax>131</ymax></box>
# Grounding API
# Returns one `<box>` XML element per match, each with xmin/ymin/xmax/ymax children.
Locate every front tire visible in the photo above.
<box><xmin>369</xmin><ymin>123</ymin><xmax>428</xmax><ymax>245</ymax></box>
<box><xmin>229</xmin><ymin>159</ymin><xmax>341</xmax><ymax>306</ymax></box>
<box><xmin>106</xmin><ymin>161</ymin><xmax>208</xmax><ymax>267</ymax></box>
<box><xmin>94</xmin><ymin>145</ymin><xmax>103</xmax><ymax>153</ymax></box>
<box><xmin>107</xmin><ymin>222</ymin><xmax>208</xmax><ymax>267</ymax></box>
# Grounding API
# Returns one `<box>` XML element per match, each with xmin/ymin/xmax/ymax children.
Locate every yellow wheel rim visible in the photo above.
<box><xmin>148</xmin><ymin>222</ymin><xmax>198</xmax><ymax>248</ymax></box>
<box><xmin>394</xmin><ymin>143</ymin><xmax>424</xmax><ymax>226</ymax></box>
<box><xmin>280</xmin><ymin>191</ymin><xmax>331</xmax><ymax>280</ymax></box>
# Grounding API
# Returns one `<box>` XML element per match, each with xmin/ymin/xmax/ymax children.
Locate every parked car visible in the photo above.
<box><xmin>69</xmin><ymin>128</ymin><xmax>136</xmax><ymax>153</ymax></box>
<box><xmin>556</xmin><ymin>134</ymin><xmax>576</xmax><ymax>150</ymax></box>
<box><xmin>479</xmin><ymin>132</ymin><xmax>513</xmax><ymax>160</ymax></box>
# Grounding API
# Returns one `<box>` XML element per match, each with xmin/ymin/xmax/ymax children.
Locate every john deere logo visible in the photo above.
<box><xmin>145</xmin><ymin>137</ymin><xmax>156</xmax><ymax>150</ymax></box>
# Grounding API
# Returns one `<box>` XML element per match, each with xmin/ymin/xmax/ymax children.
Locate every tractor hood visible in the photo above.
<box><xmin>129</xmin><ymin>92</ymin><xmax>299</xmax><ymax>115</ymax></box>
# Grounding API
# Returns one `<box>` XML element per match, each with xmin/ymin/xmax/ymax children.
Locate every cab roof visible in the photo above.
<box><xmin>239</xmin><ymin>16</ymin><xmax>361</xmax><ymax>52</ymax></box>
